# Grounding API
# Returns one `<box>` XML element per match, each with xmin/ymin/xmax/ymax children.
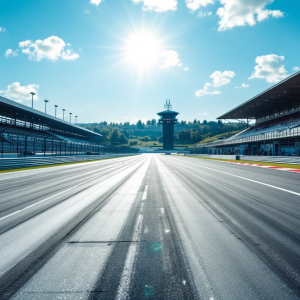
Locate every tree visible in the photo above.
<box><xmin>110</xmin><ymin>128</ymin><xmax>120</xmax><ymax>143</ymax></box>
<box><xmin>178</xmin><ymin>130</ymin><xmax>191</xmax><ymax>141</ymax></box>
<box><xmin>151</xmin><ymin>119</ymin><xmax>156</xmax><ymax>126</ymax></box>
<box><xmin>191</xmin><ymin>131</ymin><xmax>202</xmax><ymax>143</ymax></box>
<box><xmin>146</xmin><ymin>120</ymin><xmax>151</xmax><ymax>126</ymax></box>
<box><xmin>118</xmin><ymin>133</ymin><xmax>128</xmax><ymax>144</ymax></box>
<box><xmin>136</xmin><ymin>120</ymin><xmax>143</xmax><ymax>129</ymax></box>
<box><xmin>203</xmin><ymin>120</ymin><xmax>208</xmax><ymax>125</ymax></box>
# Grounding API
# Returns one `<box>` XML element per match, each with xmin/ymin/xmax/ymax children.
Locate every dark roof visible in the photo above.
<box><xmin>157</xmin><ymin>110</ymin><xmax>179</xmax><ymax>116</ymax></box>
<box><xmin>218</xmin><ymin>71</ymin><xmax>300</xmax><ymax>120</ymax></box>
<box><xmin>0</xmin><ymin>96</ymin><xmax>101</xmax><ymax>139</ymax></box>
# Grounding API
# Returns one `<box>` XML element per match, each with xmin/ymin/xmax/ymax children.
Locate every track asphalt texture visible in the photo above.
<box><xmin>0</xmin><ymin>154</ymin><xmax>299</xmax><ymax>299</ymax></box>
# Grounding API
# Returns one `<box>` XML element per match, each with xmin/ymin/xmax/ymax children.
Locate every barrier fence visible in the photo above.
<box><xmin>185</xmin><ymin>154</ymin><xmax>300</xmax><ymax>165</ymax></box>
<box><xmin>197</xmin><ymin>127</ymin><xmax>300</xmax><ymax>148</ymax></box>
<box><xmin>0</xmin><ymin>154</ymin><xmax>139</xmax><ymax>171</ymax></box>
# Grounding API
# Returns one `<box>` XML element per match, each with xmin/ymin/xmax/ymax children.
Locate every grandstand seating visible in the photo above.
<box><xmin>229</xmin><ymin>114</ymin><xmax>300</xmax><ymax>140</ymax></box>
<box><xmin>0</xmin><ymin>124</ymin><xmax>102</xmax><ymax>157</ymax></box>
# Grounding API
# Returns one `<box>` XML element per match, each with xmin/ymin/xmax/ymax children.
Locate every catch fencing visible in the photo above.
<box><xmin>0</xmin><ymin>154</ymin><xmax>138</xmax><ymax>171</ymax></box>
<box><xmin>185</xmin><ymin>154</ymin><xmax>300</xmax><ymax>165</ymax></box>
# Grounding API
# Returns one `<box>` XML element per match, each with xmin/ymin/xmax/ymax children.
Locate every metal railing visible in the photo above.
<box><xmin>197</xmin><ymin>127</ymin><xmax>300</xmax><ymax>148</ymax></box>
<box><xmin>0</xmin><ymin>154</ymin><xmax>139</xmax><ymax>171</ymax></box>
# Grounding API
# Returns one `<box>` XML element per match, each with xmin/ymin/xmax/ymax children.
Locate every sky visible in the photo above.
<box><xmin>1</xmin><ymin>0</ymin><xmax>300</xmax><ymax>124</ymax></box>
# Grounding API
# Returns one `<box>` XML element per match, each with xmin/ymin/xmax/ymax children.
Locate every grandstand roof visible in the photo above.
<box><xmin>0</xmin><ymin>96</ymin><xmax>101</xmax><ymax>139</ymax></box>
<box><xmin>218</xmin><ymin>71</ymin><xmax>300</xmax><ymax>120</ymax></box>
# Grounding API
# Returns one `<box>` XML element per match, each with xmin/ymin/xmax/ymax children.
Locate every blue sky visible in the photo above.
<box><xmin>1</xmin><ymin>0</ymin><xmax>299</xmax><ymax>123</ymax></box>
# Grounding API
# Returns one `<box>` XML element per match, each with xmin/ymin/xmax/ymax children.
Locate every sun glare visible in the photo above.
<box><xmin>125</xmin><ymin>31</ymin><xmax>162</xmax><ymax>71</ymax></box>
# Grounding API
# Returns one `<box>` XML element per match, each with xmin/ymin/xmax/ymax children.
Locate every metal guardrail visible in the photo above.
<box><xmin>0</xmin><ymin>154</ymin><xmax>139</xmax><ymax>171</ymax></box>
<box><xmin>185</xmin><ymin>154</ymin><xmax>300</xmax><ymax>165</ymax></box>
<box><xmin>196</xmin><ymin>127</ymin><xmax>300</xmax><ymax>148</ymax></box>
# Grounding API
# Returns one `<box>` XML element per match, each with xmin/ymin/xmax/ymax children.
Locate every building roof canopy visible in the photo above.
<box><xmin>218</xmin><ymin>72</ymin><xmax>300</xmax><ymax>120</ymax></box>
<box><xmin>0</xmin><ymin>96</ymin><xmax>101</xmax><ymax>140</ymax></box>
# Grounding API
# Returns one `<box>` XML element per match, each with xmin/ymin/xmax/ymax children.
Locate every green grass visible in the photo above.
<box><xmin>198</xmin><ymin>130</ymin><xmax>242</xmax><ymax>144</ymax></box>
<box><xmin>188</xmin><ymin>156</ymin><xmax>300</xmax><ymax>169</ymax></box>
<box><xmin>0</xmin><ymin>156</ymin><xmax>130</xmax><ymax>174</ymax></box>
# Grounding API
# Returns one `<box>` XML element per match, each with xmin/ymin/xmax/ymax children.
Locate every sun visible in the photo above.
<box><xmin>124</xmin><ymin>30</ymin><xmax>162</xmax><ymax>71</ymax></box>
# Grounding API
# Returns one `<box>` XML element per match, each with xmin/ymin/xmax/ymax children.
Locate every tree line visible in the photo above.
<box><xmin>81</xmin><ymin>119</ymin><xmax>246</xmax><ymax>145</ymax></box>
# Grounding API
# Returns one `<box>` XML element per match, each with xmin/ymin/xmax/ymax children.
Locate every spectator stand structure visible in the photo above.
<box><xmin>0</xmin><ymin>96</ymin><xmax>125</xmax><ymax>158</ymax></box>
<box><xmin>196</xmin><ymin>71</ymin><xmax>300</xmax><ymax>156</ymax></box>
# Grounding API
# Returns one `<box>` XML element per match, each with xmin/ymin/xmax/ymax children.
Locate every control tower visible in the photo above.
<box><xmin>157</xmin><ymin>100</ymin><xmax>179</xmax><ymax>150</ymax></box>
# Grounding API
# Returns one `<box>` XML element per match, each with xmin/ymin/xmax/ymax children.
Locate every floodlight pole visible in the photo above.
<box><xmin>30</xmin><ymin>92</ymin><xmax>36</xmax><ymax>109</ymax></box>
<box><xmin>44</xmin><ymin>100</ymin><xmax>49</xmax><ymax>114</ymax></box>
<box><xmin>55</xmin><ymin>105</ymin><xmax>58</xmax><ymax>118</ymax></box>
<box><xmin>75</xmin><ymin>116</ymin><xmax>78</xmax><ymax>124</ymax></box>
<box><xmin>69</xmin><ymin>112</ymin><xmax>72</xmax><ymax>123</ymax></box>
<box><xmin>62</xmin><ymin>109</ymin><xmax>66</xmax><ymax>120</ymax></box>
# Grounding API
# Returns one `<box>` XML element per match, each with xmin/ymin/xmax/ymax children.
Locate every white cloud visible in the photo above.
<box><xmin>19</xmin><ymin>36</ymin><xmax>79</xmax><ymax>62</ymax></box>
<box><xmin>198</xmin><ymin>11</ymin><xmax>212</xmax><ymax>17</ymax></box>
<box><xmin>184</xmin><ymin>67</ymin><xmax>189</xmax><ymax>71</ymax></box>
<box><xmin>249</xmin><ymin>54</ymin><xmax>288</xmax><ymax>83</ymax></box>
<box><xmin>199</xmin><ymin>112</ymin><xmax>209</xmax><ymax>115</ymax></box>
<box><xmin>90</xmin><ymin>0</ymin><xmax>102</xmax><ymax>6</ymax></box>
<box><xmin>196</xmin><ymin>70</ymin><xmax>234</xmax><ymax>97</ymax></box>
<box><xmin>0</xmin><ymin>27</ymin><xmax>6</xmax><ymax>32</ymax></box>
<box><xmin>293</xmin><ymin>67</ymin><xmax>300</xmax><ymax>72</ymax></box>
<box><xmin>0</xmin><ymin>82</ymin><xmax>39</xmax><ymax>102</ymax></box>
<box><xmin>160</xmin><ymin>50</ymin><xmax>182</xmax><ymax>69</ymax></box>
<box><xmin>132</xmin><ymin>0</ymin><xmax>177</xmax><ymax>12</ymax></box>
<box><xmin>210</xmin><ymin>70</ymin><xmax>235</xmax><ymax>87</ymax></box>
<box><xmin>85</xmin><ymin>10</ymin><xmax>91</xmax><ymax>13</ymax></box>
<box><xmin>217</xmin><ymin>0</ymin><xmax>284</xmax><ymax>31</ymax></box>
<box><xmin>195</xmin><ymin>82</ymin><xmax>221</xmax><ymax>97</ymax></box>
<box><xmin>186</xmin><ymin>0</ymin><xmax>214</xmax><ymax>11</ymax></box>
<box><xmin>5</xmin><ymin>49</ymin><xmax>18</xmax><ymax>57</ymax></box>
<box><xmin>235</xmin><ymin>83</ymin><xmax>249</xmax><ymax>89</ymax></box>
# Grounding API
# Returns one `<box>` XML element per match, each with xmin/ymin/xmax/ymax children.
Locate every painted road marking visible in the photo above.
<box><xmin>0</xmin><ymin>185</ymin><xmax>79</xmax><ymax>222</ymax></box>
<box><xmin>115</xmin><ymin>184</ymin><xmax>148</xmax><ymax>300</ymax></box>
<box><xmin>225</xmin><ymin>161</ymin><xmax>300</xmax><ymax>173</ymax></box>
<box><xmin>172</xmin><ymin>158</ymin><xmax>300</xmax><ymax>197</ymax></box>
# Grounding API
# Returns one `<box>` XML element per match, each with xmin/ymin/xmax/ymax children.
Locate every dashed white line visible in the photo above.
<box><xmin>0</xmin><ymin>185</ymin><xmax>79</xmax><ymax>222</ymax></box>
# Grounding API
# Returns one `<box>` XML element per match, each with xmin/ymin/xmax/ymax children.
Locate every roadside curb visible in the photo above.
<box><xmin>224</xmin><ymin>161</ymin><xmax>300</xmax><ymax>173</ymax></box>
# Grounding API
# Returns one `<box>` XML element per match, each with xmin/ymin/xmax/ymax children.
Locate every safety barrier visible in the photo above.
<box><xmin>185</xmin><ymin>154</ymin><xmax>300</xmax><ymax>165</ymax></box>
<box><xmin>0</xmin><ymin>154</ymin><xmax>139</xmax><ymax>171</ymax></box>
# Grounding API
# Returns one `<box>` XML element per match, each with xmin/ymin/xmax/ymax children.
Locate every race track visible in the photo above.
<box><xmin>0</xmin><ymin>154</ymin><xmax>299</xmax><ymax>299</ymax></box>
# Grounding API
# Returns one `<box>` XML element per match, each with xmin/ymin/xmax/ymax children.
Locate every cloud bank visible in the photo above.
<box><xmin>19</xmin><ymin>36</ymin><xmax>79</xmax><ymax>62</ymax></box>
<box><xmin>0</xmin><ymin>82</ymin><xmax>39</xmax><ymax>102</ymax></box>
<box><xmin>249</xmin><ymin>54</ymin><xmax>288</xmax><ymax>83</ymax></box>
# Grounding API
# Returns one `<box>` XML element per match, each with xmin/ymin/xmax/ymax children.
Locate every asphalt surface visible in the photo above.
<box><xmin>0</xmin><ymin>154</ymin><xmax>299</xmax><ymax>299</ymax></box>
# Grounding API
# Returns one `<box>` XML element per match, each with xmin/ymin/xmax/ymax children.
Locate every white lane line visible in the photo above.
<box><xmin>115</xmin><ymin>185</ymin><xmax>148</xmax><ymax>300</ymax></box>
<box><xmin>142</xmin><ymin>185</ymin><xmax>148</xmax><ymax>200</ymax></box>
<box><xmin>0</xmin><ymin>185</ymin><xmax>79</xmax><ymax>222</ymax></box>
<box><xmin>115</xmin><ymin>215</ymin><xmax>143</xmax><ymax>300</ymax></box>
<box><xmin>171</xmin><ymin>158</ymin><xmax>300</xmax><ymax>197</ymax></box>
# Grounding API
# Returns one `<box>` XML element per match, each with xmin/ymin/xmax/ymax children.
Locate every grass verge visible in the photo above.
<box><xmin>0</xmin><ymin>156</ymin><xmax>131</xmax><ymax>174</ymax></box>
<box><xmin>188</xmin><ymin>156</ymin><xmax>300</xmax><ymax>170</ymax></box>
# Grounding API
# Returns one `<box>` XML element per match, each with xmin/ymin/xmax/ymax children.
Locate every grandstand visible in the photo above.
<box><xmin>0</xmin><ymin>96</ymin><xmax>123</xmax><ymax>157</ymax></box>
<box><xmin>196</xmin><ymin>71</ymin><xmax>300</xmax><ymax>156</ymax></box>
